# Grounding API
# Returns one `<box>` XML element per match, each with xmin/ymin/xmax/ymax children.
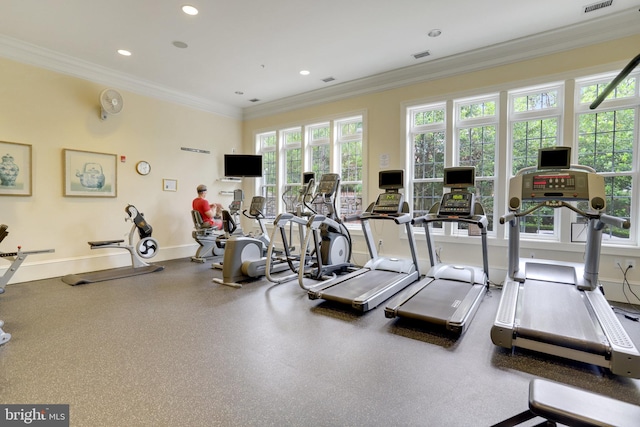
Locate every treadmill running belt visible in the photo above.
<box><xmin>319</xmin><ymin>270</ymin><xmax>403</xmax><ymax>304</ymax></box>
<box><xmin>397</xmin><ymin>279</ymin><xmax>472</xmax><ymax>325</ymax></box>
<box><xmin>517</xmin><ymin>280</ymin><xmax>608</xmax><ymax>355</ymax></box>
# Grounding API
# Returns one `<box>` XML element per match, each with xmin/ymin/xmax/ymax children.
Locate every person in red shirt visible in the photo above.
<box><xmin>192</xmin><ymin>184</ymin><xmax>223</xmax><ymax>229</ymax></box>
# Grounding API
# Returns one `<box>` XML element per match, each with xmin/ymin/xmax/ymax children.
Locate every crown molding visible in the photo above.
<box><xmin>1</xmin><ymin>7</ymin><xmax>638</xmax><ymax>123</ymax></box>
<box><xmin>0</xmin><ymin>35</ymin><xmax>243</xmax><ymax>119</ymax></box>
<box><xmin>242</xmin><ymin>7</ymin><xmax>640</xmax><ymax>121</ymax></box>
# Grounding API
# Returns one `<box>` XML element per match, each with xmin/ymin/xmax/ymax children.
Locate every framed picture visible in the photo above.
<box><xmin>163</xmin><ymin>179</ymin><xmax>177</xmax><ymax>192</ymax></box>
<box><xmin>0</xmin><ymin>141</ymin><xmax>32</xmax><ymax>196</ymax></box>
<box><xmin>64</xmin><ymin>149</ymin><xmax>117</xmax><ymax>197</ymax></box>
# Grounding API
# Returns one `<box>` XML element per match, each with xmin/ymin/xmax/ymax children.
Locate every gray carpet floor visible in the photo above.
<box><xmin>1</xmin><ymin>257</ymin><xmax>639</xmax><ymax>426</ymax></box>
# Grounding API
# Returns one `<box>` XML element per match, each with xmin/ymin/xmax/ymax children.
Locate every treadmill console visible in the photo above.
<box><xmin>372</xmin><ymin>192</ymin><xmax>404</xmax><ymax>214</ymax></box>
<box><xmin>438</xmin><ymin>191</ymin><xmax>475</xmax><ymax>218</ymax></box>
<box><xmin>509</xmin><ymin>170</ymin><xmax>606</xmax><ymax>211</ymax></box>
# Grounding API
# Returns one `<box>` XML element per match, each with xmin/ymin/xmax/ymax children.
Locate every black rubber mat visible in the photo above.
<box><xmin>61</xmin><ymin>264</ymin><xmax>164</xmax><ymax>285</ymax></box>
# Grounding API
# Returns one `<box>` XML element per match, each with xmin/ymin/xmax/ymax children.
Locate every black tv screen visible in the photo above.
<box><xmin>444</xmin><ymin>167</ymin><xmax>475</xmax><ymax>188</ymax></box>
<box><xmin>379</xmin><ymin>170</ymin><xmax>404</xmax><ymax>190</ymax></box>
<box><xmin>303</xmin><ymin>172</ymin><xmax>315</xmax><ymax>184</ymax></box>
<box><xmin>224</xmin><ymin>154</ymin><xmax>262</xmax><ymax>178</ymax></box>
<box><xmin>538</xmin><ymin>146</ymin><xmax>571</xmax><ymax>170</ymax></box>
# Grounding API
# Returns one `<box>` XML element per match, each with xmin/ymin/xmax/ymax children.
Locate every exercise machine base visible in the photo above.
<box><xmin>62</xmin><ymin>264</ymin><xmax>164</xmax><ymax>286</ymax></box>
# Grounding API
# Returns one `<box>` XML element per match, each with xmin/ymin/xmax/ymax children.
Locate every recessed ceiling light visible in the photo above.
<box><xmin>182</xmin><ymin>5</ymin><xmax>199</xmax><ymax>15</ymax></box>
<box><xmin>117</xmin><ymin>49</ymin><xmax>132</xmax><ymax>56</ymax></box>
<box><xmin>172</xmin><ymin>41</ymin><xmax>188</xmax><ymax>49</ymax></box>
<box><xmin>428</xmin><ymin>29</ymin><xmax>442</xmax><ymax>37</ymax></box>
<box><xmin>300</xmin><ymin>70</ymin><xmax>310</xmax><ymax>76</ymax></box>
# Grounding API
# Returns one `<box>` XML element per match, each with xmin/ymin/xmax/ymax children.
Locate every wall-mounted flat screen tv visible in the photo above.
<box><xmin>443</xmin><ymin>167</ymin><xmax>475</xmax><ymax>188</ymax></box>
<box><xmin>224</xmin><ymin>154</ymin><xmax>262</xmax><ymax>178</ymax></box>
<box><xmin>538</xmin><ymin>146</ymin><xmax>571</xmax><ymax>170</ymax></box>
<box><xmin>379</xmin><ymin>170</ymin><xmax>404</xmax><ymax>190</ymax></box>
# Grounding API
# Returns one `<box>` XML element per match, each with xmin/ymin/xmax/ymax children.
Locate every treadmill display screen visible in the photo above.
<box><xmin>532</xmin><ymin>174</ymin><xmax>575</xmax><ymax>190</ymax></box>
<box><xmin>438</xmin><ymin>191</ymin><xmax>474</xmax><ymax>217</ymax></box>
<box><xmin>372</xmin><ymin>193</ymin><xmax>404</xmax><ymax>213</ymax></box>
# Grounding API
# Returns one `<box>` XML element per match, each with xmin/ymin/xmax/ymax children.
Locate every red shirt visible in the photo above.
<box><xmin>192</xmin><ymin>198</ymin><xmax>222</xmax><ymax>228</ymax></box>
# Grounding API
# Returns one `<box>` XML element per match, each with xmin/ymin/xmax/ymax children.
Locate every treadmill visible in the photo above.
<box><xmin>307</xmin><ymin>170</ymin><xmax>421</xmax><ymax>312</ymax></box>
<box><xmin>385</xmin><ymin>167</ymin><xmax>489</xmax><ymax>334</ymax></box>
<box><xmin>491</xmin><ymin>147</ymin><xmax>640</xmax><ymax>378</ymax></box>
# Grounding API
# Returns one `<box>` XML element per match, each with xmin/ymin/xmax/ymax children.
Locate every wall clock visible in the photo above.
<box><xmin>136</xmin><ymin>161</ymin><xmax>151</xmax><ymax>176</ymax></box>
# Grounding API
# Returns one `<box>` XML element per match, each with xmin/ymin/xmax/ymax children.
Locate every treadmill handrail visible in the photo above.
<box><xmin>500</xmin><ymin>200</ymin><xmax>596</xmax><ymax>223</ymax></box>
<box><xmin>599</xmin><ymin>213</ymin><xmax>631</xmax><ymax>230</ymax></box>
<box><xmin>414</xmin><ymin>213</ymin><xmax>488</xmax><ymax>229</ymax></box>
<box><xmin>359</xmin><ymin>212</ymin><xmax>412</xmax><ymax>224</ymax></box>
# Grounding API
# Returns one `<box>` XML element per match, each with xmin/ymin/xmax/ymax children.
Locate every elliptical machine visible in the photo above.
<box><xmin>264</xmin><ymin>173</ymin><xmax>317</xmax><ymax>284</ymax></box>
<box><xmin>212</xmin><ymin>196</ymin><xmax>291</xmax><ymax>288</ymax></box>
<box><xmin>298</xmin><ymin>173</ymin><xmax>352</xmax><ymax>287</ymax></box>
<box><xmin>265</xmin><ymin>173</ymin><xmax>352</xmax><ymax>288</ymax></box>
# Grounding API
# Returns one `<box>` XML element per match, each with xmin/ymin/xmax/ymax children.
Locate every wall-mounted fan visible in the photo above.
<box><xmin>99</xmin><ymin>89</ymin><xmax>124</xmax><ymax>120</ymax></box>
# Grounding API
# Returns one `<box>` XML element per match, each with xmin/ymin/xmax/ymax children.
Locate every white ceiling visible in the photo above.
<box><xmin>1</xmin><ymin>1</ymin><xmax>639</xmax><ymax>119</ymax></box>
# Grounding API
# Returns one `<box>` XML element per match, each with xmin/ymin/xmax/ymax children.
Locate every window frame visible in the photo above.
<box><xmin>507</xmin><ymin>83</ymin><xmax>564</xmax><ymax>241</ymax></box>
<box><xmin>574</xmin><ymin>71</ymin><xmax>640</xmax><ymax>246</ymax></box>
<box><xmin>254</xmin><ymin>112</ymin><xmax>366</xmax><ymax>222</ymax></box>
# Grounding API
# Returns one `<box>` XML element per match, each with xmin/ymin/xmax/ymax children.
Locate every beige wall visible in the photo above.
<box><xmin>1</xmin><ymin>57</ymin><xmax>242</xmax><ymax>282</ymax></box>
<box><xmin>242</xmin><ymin>34</ymin><xmax>640</xmax><ymax>302</ymax></box>
<box><xmin>3</xmin><ymin>34</ymin><xmax>640</xmax><ymax>300</ymax></box>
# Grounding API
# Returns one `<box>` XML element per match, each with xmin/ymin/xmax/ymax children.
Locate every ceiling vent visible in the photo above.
<box><xmin>583</xmin><ymin>0</ymin><xmax>613</xmax><ymax>14</ymax></box>
<box><xmin>412</xmin><ymin>50</ymin><xmax>431</xmax><ymax>60</ymax></box>
<box><xmin>249</xmin><ymin>98</ymin><xmax>260</xmax><ymax>103</ymax></box>
<box><xmin>322</xmin><ymin>77</ymin><xmax>335</xmax><ymax>83</ymax></box>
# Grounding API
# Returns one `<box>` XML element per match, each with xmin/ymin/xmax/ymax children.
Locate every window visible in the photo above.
<box><xmin>257</xmin><ymin>132</ymin><xmax>277</xmax><ymax>217</ymax></box>
<box><xmin>255</xmin><ymin>114</ymin><xmax>365</xmax><ymax>219</ymax></box>
<box><xmin>455</xmin><ymin>96</ymin><xmax>498</xmax><ymax>231</ymax></box>
<box><xmin>404</xmin><ymin>73</ymin><xmax>640</xmax><ymax>248</ymax></box>
<box><xmin>508</xmin><ymin>85</ymin><xmax>563</xmax><ymax>238</ymax></box>
<box><xmin>308</xmin><ymin>123</ymin><xmax>331</xmax><ymax>178</ymax></box>
<box><xmin>282</xmin><ymin>127</ymin><xmax>303</xmax><ymax>211</ymax></box>
<box><xmin>409</xmin><ymin>104</ymin><xmax>446</xmax><ymax>225</ymax></box>
<box><xmin>336</xmin><ymin>117</ymin><xmax>363</xmax><ymax>217</ymax></box>
<box><xmin>576</xmin><ymin>73</ymin><xmax>638</xmax><ymax>243</ymax></box>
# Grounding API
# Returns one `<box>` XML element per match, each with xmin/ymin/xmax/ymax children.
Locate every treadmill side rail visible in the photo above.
<box><xmin>585</xmin><ymin>290</ymin><xmax>640</xmax><ymax>378</ymax></box>
<box><xmin>352</xmin><ymin>270</ymin><xmax>420</xmax><ymax>312</ymax></box>
<box><xmin>491</xmin><ymin>280</ymin><xmax>519</xmax><ymax>348</ymax></box>
<box><xmin>448</xmin><ymin>283</ymin><xmax>486</xmax><ymax>333</ymax></box>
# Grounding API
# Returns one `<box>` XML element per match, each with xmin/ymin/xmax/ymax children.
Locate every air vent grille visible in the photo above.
<box><xmin>583</xmin><ymin>0</ymin><xmax>613</xmax><ymax>14</ymax></box>
<box><xmin>322</xmin><ymin>77</ymin><xmax>335</xmax><ymax>83</ymax></box>
<box><xmin>412</xmin><ymin>50</ymin><xmax>431</xmax><ymax>60</ymax></box>
<box><xmin>249</xmin><ymin>98</ymin><xmax>260</xmax><ymax>103</ymax></box>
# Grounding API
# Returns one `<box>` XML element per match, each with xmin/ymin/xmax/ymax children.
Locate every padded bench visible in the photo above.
<box><xmin>88</xmin><ymin>240</ymin><xmax>125</xmax><ymax>247</ymax></box>
<box><xmin>492</xmin><ymin>378</ymin><xmax>640</xmax><ymax>427</ymax></box>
